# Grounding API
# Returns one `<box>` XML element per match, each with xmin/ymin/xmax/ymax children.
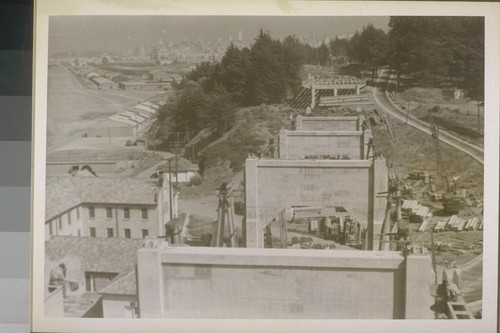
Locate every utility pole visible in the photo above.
<box><xmin>477</xmin><ymin>101</ymin><xmax>482</xmax><ymax>135</ymax></box>
<box><xmin>168</xmin><ymin>158</ymin><xmax>173</xmax><ymax>221</ymax></box>
<box><xmin>406</xmin><ymin>101</ymin><xmax>411</xmax><ymax>125</ymax></box>
<box><xmin>429</xmin><ymin>111</ymin><xmax>449</xmax><ymax>194</ymax></box>
<box><xmin>169</xmin><ymin>132</ymin><xmax>182</xmax><ymax>189</ymax></box>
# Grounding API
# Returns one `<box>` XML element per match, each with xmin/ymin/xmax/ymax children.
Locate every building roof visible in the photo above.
<box><xmin>149</xmin><ymin>69</ymin><xmax>169</xmax><ymax>74</ymax></box>
<box><xmin>141</xmin><ymin>101</ymin><xmax>160</xmax><ymax>110</ymax></box>
<box><xmin>47</xmin><ymin>148</ymin><xmax>151</xmax><ymax>163</ymax></box>
<box><xmin>46</xmin><ymin>236</ymin><xmax>144</xmax><ymax>295</ymax></box>
<box><xmin>91</xmin><ymin>77</ymin><xmax>114</xmax><ymax>85</ymax></box>
<box><xmin>70</xmin><ymin>177</ymin><xmax>157</xmax><ymax>205</ymax></box>
<box><xmin>100</xmin><ymin>270</ymin><xmax>137</xmax><ymax>295</ymax></box>
<box><xmin>108</xmin><ymin>114</ymin><xmax>139</xmax><ymax>126</ymax></box>
<box><xmin>157</xmin><ymin>157</ymin><xmax>199</xmax><ymax>173</ymax></box>
<box><xmin>46</xmin><ymin>236</ymin><xmax>144</xmax><ymax>273</ymax></box>
<box><xmin>89</xmin><ymin>118</ymin><xmax>133</xmax><ymax>129</ymax></box>
<box><xmin>45</xmin><ymin>177</ymin><xmax>82</xmax><ymax>221</ymax></box>
<box><xmin>131</xmin><ymin>104</ymin><xmax>157</xmax><ymax>114</ymax></box>
<box><xmin>46</xmin><ymin>176</ymin><xmax>158</xmax><ymax>220</ymax></box>
<box><xmin>120</xmin><ymin>80</ymin><xmax>170</xmax><ymax>86</ymax></box>
<box><xmin>120</xmin><ymin>80</ymin><xmax>147</xmax><ymax>85</ymax></box>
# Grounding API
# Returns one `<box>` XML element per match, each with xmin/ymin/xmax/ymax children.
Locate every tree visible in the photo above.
<box><xmin>388</xmin><ymin>16</ymin><xmax>484</xmax><ymax>96</ymax></box>
<box><xmin>247</xmin><ymin>30</ymin><xmax>287</xmax><ymax>104</ymax></box>
<box><xmin>281</xmin><ymin>35</ymin><xmax>306</xmax><ymax>96</ymax></box>
<box><xmin>330</xmin><ymin>37</ymin><xmax>350</xmax><ymax>63</ymax></box>
<box><xmin>318</xmin><ymin>43</ymin><xmax>331</xmax><ymax>66</ymax></box>
<box><xmin>215</xmin><ymin>44</ymin><xmax>251</xmax><ymax>105</ymax></box>
<box><xmin>352</xmin><ymin>24</ymin><xmax>389</xmax><ymax>79</ymax></box>
<box><xmin>199</xmin><ymin>84</ymin><xmax>236</xmax><ymax>135</ymax></box>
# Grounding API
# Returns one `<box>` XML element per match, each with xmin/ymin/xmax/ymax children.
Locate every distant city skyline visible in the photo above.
<box><xmin>49</xmin><ymin>16</ymin><xmax>389</xmax><ymax>55</ymax></box>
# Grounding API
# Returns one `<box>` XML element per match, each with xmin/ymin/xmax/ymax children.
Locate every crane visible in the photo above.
<box><xmin>429</xmin><ymin>110</ymin><xmax>450</xmax><ymax>194</ymax></box>
<box><xmin>429</xmin><ymin>110</ymin><xmax>465</xmax><ymax>214</ymax></box>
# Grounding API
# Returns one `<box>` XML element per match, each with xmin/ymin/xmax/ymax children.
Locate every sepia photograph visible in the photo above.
<box><xmin>31</xmin><ymin>1</ymin><xmax>499</xmax><ymax>332</ymax></box>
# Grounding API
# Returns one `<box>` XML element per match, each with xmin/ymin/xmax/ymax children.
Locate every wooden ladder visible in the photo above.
<box><xmin>446</xmin><ymin>301</ymin><xmax>475</xmax><ymax>319</ymax></box>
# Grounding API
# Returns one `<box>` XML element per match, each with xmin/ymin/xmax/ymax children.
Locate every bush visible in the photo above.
<box><xmin>188</xmin><ymin>174</ymin><xmax>203</xmax><ymax>186</ymax></box>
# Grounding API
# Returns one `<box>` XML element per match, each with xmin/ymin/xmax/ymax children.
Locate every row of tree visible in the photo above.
<box><xmin>387</xmin><ymin>17</ymin><xmax>484</xmax><ymax>98</ymax></box>
<box><xmin>341</xmin><ymin>17</ymin><xmax>484</xmax><ymax>98</ymax></box>
<box><xmin>150</xmin><ymin>17</ymin><xmax>484</xmax><ymax>150</ymax></box>
<box><xmin>150</xmin><ymin>30</ymin><xmax>312</xmax><ymax>144</ymax></box>
<box><xmin>185</xmin><ymin>30</ymin><xmax>308</xmax><ymax>106</ymax></box>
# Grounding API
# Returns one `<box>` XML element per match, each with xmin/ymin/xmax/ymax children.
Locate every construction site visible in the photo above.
<box><xmin>43</xmin><ymin>67</ymin><xmax>484</xmax><ymax>321</ymax></box>
<box><xmin>135</xmin><ymin>74</ymin><xmax>484</xmax><ymax>320</ymax></box>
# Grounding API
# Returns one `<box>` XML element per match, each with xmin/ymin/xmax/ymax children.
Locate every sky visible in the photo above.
<box><xmin>49</xmin><ymin>16</ymin><xmax>390</xmax><ymax>54</ymax></box>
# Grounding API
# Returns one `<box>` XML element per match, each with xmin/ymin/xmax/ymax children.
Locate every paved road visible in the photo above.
<box><xmin>372</xmin><ymin>87</ymin><xmax>484</xmax><ymax>165</ymax></box>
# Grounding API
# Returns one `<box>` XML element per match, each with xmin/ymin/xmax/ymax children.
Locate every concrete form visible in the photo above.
<box><xmin>278</xmin><ymin>129</ymin><xmax>373</xmax><ymax>160</ymax></box>
<box><xmin>137</xmin><ymin>242</ymin><xmax>435</xmax><ymax>319</ymax></box>
<box><xmin>302</xmin><ymin>76</ymin><xmax>365</xmax><ymax>108</ymax></box>
<box><xmin>244</xmin><ymin>158</ymin><xmax>388</xmax><ymax>250</ymax></box>
<box><xmin>295</xmin><ymin>115</ymin><xmax>364</xmax><ymax>131</ymax></box>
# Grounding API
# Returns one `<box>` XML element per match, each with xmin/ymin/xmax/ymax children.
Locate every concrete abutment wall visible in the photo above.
<box><xmin>244</xmin><ymin>158</ymin><xmax>388</xmax><ymax>249</ymax></box>
<box><xmin>278</xmin><ymin>129</ymin><xmax>372</xmax><ymax>160</ymax></box>
<box><xmin>137</xmin><ymin>244</ymin><xmax>434</xmax><ymax>319</ymax></box>
<box><xmin>296</xmin><ymin>116</ymin><xmax>364</xmax><ymax>131</ymax></box>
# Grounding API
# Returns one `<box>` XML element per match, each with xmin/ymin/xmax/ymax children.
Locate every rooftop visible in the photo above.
<box><xmin>120</xmin><ymin>80</ymin><xmax>171</xmax><ymax>86</ymax></box>
<box><xmin>149</xmin><ymin>69</ymin><xmax>169</xmax><ymax>74</ymax></box>
<box><xmin>47</xmin><ymin>149</ymin><xmax>154</xmax><ymax>163</ymax></box>
<box><xmin>91</xmin><ymin>77</ymin><xmax>114</xmax><ymax>85</ymax></box>
<box><xmin>46</xmin><ymin>176</ymin><xmax>158</xmax><ymax>220</ymax></box>
<box><xmin>46</xmin><ymin>236</ymin><xmax>144</xmax><ymax>298</ymax></box>
<box><xmin>71</xmin><ymin>177</ymin><xmax>158</xmax><ymax>205</ymax></box>
<box><xmin>45</xmin><ymin>177</ymin><xmax>83</xmax><ymax>221</ymax></box>
<box><xmin>157</xmin><ymin>157</ymin><xmax>199</xmax><ymax>173</ymax></box>
<box><xmin>99</xmin><ymin>270</ymin><xmax>136</xmax><ymax>296</ymax></box>
<box><xmin>46</xmin><ymin>236</ymin><xmax>144</xmax><ymax>276</ymax></box>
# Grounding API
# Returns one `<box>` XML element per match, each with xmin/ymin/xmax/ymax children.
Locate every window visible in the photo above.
<box><xmin>124</xmin><ymin>229</ymin><xmax>131</xmax><ymax>238</ymax></box>
<box><xmin>142</xmin><ymin>229</ymin><xmax>149</xmax><ymax>239</ymax></box>
<box><xmin>125</xmin><ymin>301</ymin><xmax>139</xmax><ymax>318</ymax></box>
<box><xmin>141</xmin><ymin>208</ymin><xmax>148</xmax><ymax>220</ymax></box>
<box><xmin>89</xmin><ymin>207</ymin><xmax>95</xmax><ymax>218</ymax></box>
<box><xmin>123</xmin><ymin>208</ymin><xmax>130</xmax><ymax>219</ymax></box>
<box><xmin>89</xmin><ymin>227</ymin><xmax>96</xmax><ymax>237</ymax></box>
<box><xmin>85</xmin><ymin>272</ymin><xmax>118</xmax><ymax>292</ymax></box>
<box><xmin>106</xmin><ymin>207</ymin><xmax>112</xmax><ymax>219</ymax></box>
<box><xmin>107</xmin><ymin>228</ymin><xmax>114</xmax><ymax>238</ymax></box>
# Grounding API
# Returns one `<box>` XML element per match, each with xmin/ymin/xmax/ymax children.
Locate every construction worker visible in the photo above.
<box><xmin>431</xmin><ymin>279</ymin><xmax>450</xmax><ymax>317</ymax></box>
<box><xmin>49</xmin><ymin>263</ymin><xmax>67</xmax><ymax>297</ymax></box>
<box><xmin>445</xmin><ymin>279</ymin><xmax>462</xmax><ymax>302</ymax></box>
<box><xmin>49</xmin><ymin>263</ymin><xmax>66</xmax><ymax>286</ymax></box>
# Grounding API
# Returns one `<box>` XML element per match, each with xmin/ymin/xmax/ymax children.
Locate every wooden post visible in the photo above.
<box><xmin>477</xmin><ymin>101</ymin><xmax>481</xmax><ymax>135</ymax></box>
<box><xmin>228</xmin><ymin>196</ymin><xmax>237</xmax><ymax>247</ymax></box>
<box><xmin>406</xmin><ymin>101</ymin><xmax>410</xmax><ymax>125</ymax></box>
<box><xmin>168</xmin><ymin>159</ymin><xmax>173</xmax><ymax>221</ymax></box>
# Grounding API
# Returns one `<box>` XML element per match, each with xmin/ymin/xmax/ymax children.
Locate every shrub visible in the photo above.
<box><xmin>188</xmin><ymin>174</ymin><xmax>203</xmax><ymax>186</ymax></box>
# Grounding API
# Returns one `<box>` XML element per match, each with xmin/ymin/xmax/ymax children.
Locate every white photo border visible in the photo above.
<box><xmin>31</xmin><ymin>1</ymin><xmax>500</xmax><ymax>332</ymax></box>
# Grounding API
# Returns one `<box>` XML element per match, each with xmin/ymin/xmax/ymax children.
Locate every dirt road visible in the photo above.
<box><xmin>372</xmin><ymin>87</ymin><xmax>484</xmax><ymax>164</ymax></box>
<box><xmin>47</xmin><ymin>65</ymin><xmax>158</xmax><ymax>149</ymax></box>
